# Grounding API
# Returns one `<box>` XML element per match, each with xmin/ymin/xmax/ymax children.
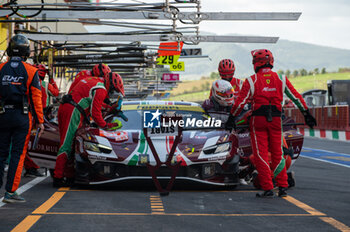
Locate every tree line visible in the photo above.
<box><xmin>277</xmin><ymin>68</ymin><xmax>327</xmax><ymax>78</ymax></box>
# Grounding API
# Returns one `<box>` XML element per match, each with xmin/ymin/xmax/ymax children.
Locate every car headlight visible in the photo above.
<box><xmin>83</xmin><ymin>141</ymin><xmax>112</xmax><ymax>154</ymax></box>
<box><xmin>203</xmin><ymin>142</ymin><xmax>231</xmax><ymax>155</ymax></box>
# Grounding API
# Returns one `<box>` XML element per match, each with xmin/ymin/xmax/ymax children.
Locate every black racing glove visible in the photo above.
<box><xmin>225</xmin><ymin>114</ymin><xmax>237</xmax><ymax>131</ymax></box>
<box><xmin>302</xmin><ymin>110</ymin><xmax>317</xmax><ymax>129</ymax></box>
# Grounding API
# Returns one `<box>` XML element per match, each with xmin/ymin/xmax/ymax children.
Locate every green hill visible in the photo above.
<box><xmin>169</xmin><ymin>72</ymin><xmax>350</xmax><ymax>102</ymax></box>
<box><xmin>289</xmin><ymin>72</ymin><xmax>350</xmax><ymax>93</ymax></box>
<box><xmin>181</xmin><ymin>36</ymin><xmax>350</xmax><ymax>80</ymax></box>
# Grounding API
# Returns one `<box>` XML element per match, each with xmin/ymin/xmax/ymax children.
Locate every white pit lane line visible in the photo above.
<box><xmin>0</xmin><ymin>175</ymin><xmax>49</xmax><ymax>207</ymax></box>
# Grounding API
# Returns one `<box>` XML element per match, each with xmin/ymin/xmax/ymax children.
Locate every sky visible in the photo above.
<box><xmin>97</xmin><ymin>0</ymin><xmax>350</xmax><ymax>50</ymax></box>
<box><xmin>199</xmin><ymin>0</ymin><xmax>350</xmax><ymax>50</ymax></box>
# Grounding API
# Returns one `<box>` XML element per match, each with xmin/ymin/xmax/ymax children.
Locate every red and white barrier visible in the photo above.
<box><xmin>285</xmin><ymin>105</ymin><xmax>350</xmax><ymax>142</ymax></box>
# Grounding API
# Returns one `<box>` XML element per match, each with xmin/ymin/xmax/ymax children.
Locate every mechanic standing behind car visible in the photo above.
<box><xmin>33</xmin><ymin>63</ymin><xmax>59</xmax><ymax>108</ymax></box>
<box><xmin>53</xmin><ymin>72</ymin><xmax>124</xmax><ymax>187</ymax></box>
<box><xmin>218</xmin><ymin>59</ymin><xmax>243</xmax><ymax>97</ymax></box>
<box><xmin>225</xmin><ymin>49</ymin><xmax>317</xmax><ymax>198</ymax></box>
<box><xmin>0</xmin><ymin>35</ymin><xmax>44</xmax><ymax>203</ymax></box>
<box><xmin>23</xmin><ymin>63</ymin><xmax>60</xmax><ymax>177</ymax></box>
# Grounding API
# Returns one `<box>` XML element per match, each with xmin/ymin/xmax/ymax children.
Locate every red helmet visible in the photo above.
<box><xmin>251</xmin><ymin>49</ymin><xmax>274</xmax><ymax>72</ymax></box>
<box><xmin>105</xmin><ymin>72</ymin><xmax>125</xmax><ymax>96</ymax></box>
<box><xmin>218</xmin><ymin>59</ymin><xmax>235</xmax><ymax>80</ymax></box>
<box><xmin>33</xmin><ymin>63</ymin><xmax>48</xmax><ymax>80</ymax></box>
<box><xmin>92</xmin><ymin>63</ymin><xmax>111</xmax><ymax>77</ymax></box>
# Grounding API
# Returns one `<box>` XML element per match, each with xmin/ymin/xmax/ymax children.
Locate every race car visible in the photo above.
<box><xmin>27</xmin><ymin>101</ymin><xmax>303</xmax><ymax>188</ymax></box>
<box><xmin>28</xmin><ymin>101</ymin><xmax>240</xmax><ymax>187</ymax></box>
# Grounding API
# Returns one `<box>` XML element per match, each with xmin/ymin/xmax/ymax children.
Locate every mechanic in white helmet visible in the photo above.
<box><xmin>202</xmin><ymin>79</ymin><xmax>235</xmax><ymax>115</ymax></box>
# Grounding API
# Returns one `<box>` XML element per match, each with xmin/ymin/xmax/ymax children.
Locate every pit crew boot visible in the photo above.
<box><xmin>256</xmin><ymin>190</ymin><xmax>274</xmax><ymax>198</ymax></box>
<box><xmin>53</xmin><ymin>178</ymin><xmax>69</xmax><ymax>188</ymax></box>
<box><xmin>278</xmin><ymin>187</ymin><xmax>288</xmax><ymax>197</ymax></box>
<box><xmin>24</xmin><ymin>168</ymin><xmax>45</xmax><ymax>177</ymax></box>
<box><xmin>66</xmin><ymin>178</ymin><xmax>75</xmax><ymax>186</ymax></box>
<box><xmin>287</xmin><ymin>171</ymin><xmax>295</xmax><ymax>188</ymax></box>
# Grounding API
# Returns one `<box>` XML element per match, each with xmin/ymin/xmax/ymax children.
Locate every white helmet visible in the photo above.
<box><xmin>211</xmin><ymin>79</ymin><xmax>235</xmax><ymax>106</ymax></box>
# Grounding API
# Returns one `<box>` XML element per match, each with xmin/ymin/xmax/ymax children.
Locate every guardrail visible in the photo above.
<box><xmin>284</xmin><ymin>105</ymin><xmax>350</xmax><ymax>131</ymax></box>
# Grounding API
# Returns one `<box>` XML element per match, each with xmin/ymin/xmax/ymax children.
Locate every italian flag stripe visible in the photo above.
<box><xmin>298</xmin><ymin>128</ymin><xmax>350</xmax><ymax>141</ymax></box>
<box><xmin>285</xmin><ymin>87</ymin><xmax>306</xmax><ymax>112</ymax></box>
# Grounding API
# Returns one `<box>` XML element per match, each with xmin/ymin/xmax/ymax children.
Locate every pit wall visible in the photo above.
<box><xmin>284</xmin><ymin>105</ymin><xmax>350</xmax><ymax>142</ymax></box>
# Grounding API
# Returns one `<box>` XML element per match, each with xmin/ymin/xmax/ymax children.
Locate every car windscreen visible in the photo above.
<box><xmin>108</xmin><ymin>110</ymin><xmax>209</xmax><ymax>130</ymax></box>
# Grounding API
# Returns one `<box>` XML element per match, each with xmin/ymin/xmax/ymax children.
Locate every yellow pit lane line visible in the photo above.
<box><xmin>11</xmin><ymin>190</ymin><xmax>66</xmax><ymax>232</ymax></box>
<box><xmin>44</xmin><ymin>212</ymin><xmax>313</xmax><ymax>217</ymax></box>
<box><xmin>319</xmin><ymin>217</ymin><xmax>350</xmax><ymax>232</ymax></box>
<box><xmin>283</xmin><ymin>196</ymin><xmax>350</xmax><ymax>232</ymax></box>
<box><xmin>283</xmin><ymin>196</ymin><xmax>326</xmax><ymax>216</ymax></box>
<box><xmin>150</xmin><ymin>195</ymin><xmax>165</xmax><ymax>214</ymax></box>
<box><xmin>62</xmin><ymin>189</ymin><xmax>259</xmax><ymax>193</ymax></box>
<box><xmin>11</xmin><ymin>215</ymin><xmax>41</xmax><ymax>232</ymax></box>
<box><xmin>11</xmin><ymin>188</ymin><xmax>350</xmax><ymax>232</ymax></box>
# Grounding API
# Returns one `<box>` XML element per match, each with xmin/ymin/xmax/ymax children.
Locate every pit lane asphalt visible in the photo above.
<box><xmin>1</xmin><ymin>137</ymin><xmax>349</xmax><ymax>232</ymax></box>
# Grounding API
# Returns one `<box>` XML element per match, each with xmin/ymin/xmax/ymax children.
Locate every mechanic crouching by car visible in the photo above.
<box><xmin>225</xmin><ymin>49</ymin><xmax>317</xmax><ymax>198</ymax></box>
<box><xmin>0</xmin><ymin>35</ymin><xmax>44</xmax><ymax>203</ymax></box>
<box><xmin>53</xmin><ymin>72</ymin><xmax>124</xmax><ymax>187</ymax></box>
<box><xmin>68</xmin><ymin>63</ymin><xmax>111</xmax><ymax>93</ymax></box>
<box><xmin>202</xmin><ymin>79</ymin><xmax>235</xmax><ymax>118</ymax></box>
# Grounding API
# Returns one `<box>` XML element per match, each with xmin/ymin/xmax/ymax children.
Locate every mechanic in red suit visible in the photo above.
<box><xmin>209</xmin><ymin>59</ymin><xmax>242</xmax><ymax>98</ymax></box>
<box><xmin>53</xmin><ymin>72</ymin><xmax>124</xmax><ymax>187</ymax></box>
<box><xmin>218</xmin><ymin>59</ymin><xmax>242</xmax><ymax>97</ymax></box>
<box><xmin>225</xmin><ymin>49</ymin><xmax>317</xmax><ymax>197</ymax></box>
<box><xmin>68</xmin><ymin>63</ymin><xmax>111</xmax><ymax>93</ymax></box>
<box><xmin>33</xmin><ymin>64</ymin><xmax>59</xmax><ymax>108</ymax></box>
<box><xmin>23</xmin><ymin>64</ymin><xmax>60</xmax><ymax>177</ymax></box>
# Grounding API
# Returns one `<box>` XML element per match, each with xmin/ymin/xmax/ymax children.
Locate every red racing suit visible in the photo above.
<box><xmin>40</xmin><ymin>78</ymin><xmax>59</xmax><ymax>108</ymax></box>
<box><xmin>54</xmin><ymin>76</ymin><xmax>109</xmax><ymax>179</ymax></box>
<box><xmin>230</xmin><ymin>77</ymin><xmax>243</xmax><ymax>98</ymax></box>
<box><xmin>68</xmin><ymin>70</ymin><xmax>92</xmax><ymax>93</ymax></box>
<box><xmin>230</xmin><ymin>68</ymin><xmax>308</xmax><ymax>191</ymax></box>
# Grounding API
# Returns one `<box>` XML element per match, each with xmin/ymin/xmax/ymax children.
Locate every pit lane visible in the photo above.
<box><xmin>1</xmin><ymin>137</ymin><xmax>350</xmax><ymax>232</ymax></box>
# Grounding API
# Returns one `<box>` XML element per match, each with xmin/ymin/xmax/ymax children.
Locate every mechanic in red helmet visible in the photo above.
<box><xmin>68</xmin><ymin>63</ymin><xmax>111</xmax><ymax>93</ymax></box>
<box><xmin>53</xmin><ymin>72</ymin><xmax>124</xmax><ymax>187</ymax></box>
<box><xmin>225</xmin><ymin>49</ymin><xmax>316</xmax><ymax>198</ymax></box>
<box><xmin>22</xmin><ymin>64</ymin><xmax>60</xmax><ymax>177</ymax></box>
<box><xmin>33</xmin><ymin>64</ymin><xmax>59</xmax><ymax>108</ymax></box>
<box><xmin>218</xmin><ymin>59</ymin><xmax>242</xmax><ymax>97</ymax></box>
